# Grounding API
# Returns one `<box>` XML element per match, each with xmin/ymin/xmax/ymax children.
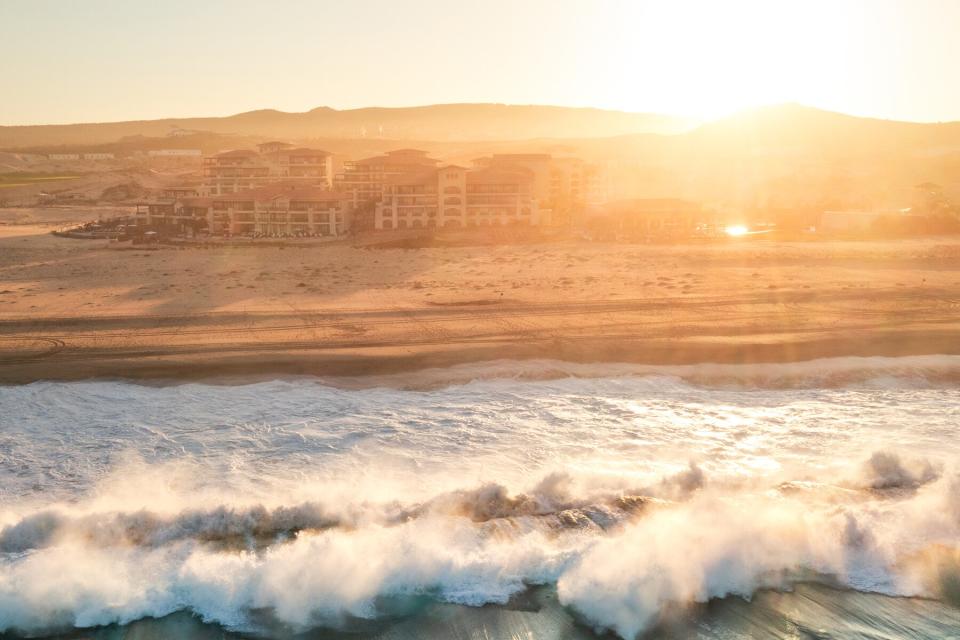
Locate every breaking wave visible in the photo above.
<box><xmin>2</xmin><ymin>456</ymin><xmax>959</xmax><ymax>637</ymax></box>
<box><xmin>1</xmin><ymin>358</ymin><xmax>959</xmax><ymax>637</ymax></box>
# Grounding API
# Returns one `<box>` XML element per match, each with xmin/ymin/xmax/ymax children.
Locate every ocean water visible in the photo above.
<box><xmin>1</xmin><ymin>356</ymin><xmax>960</xmax><ymax>639</ymax></box>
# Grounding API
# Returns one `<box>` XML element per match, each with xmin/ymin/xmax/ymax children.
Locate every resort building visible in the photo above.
<box><xmin>147</xmin><ymin>149</ymin><xmax>202</xmax><ymax>157</ymax></box>
<box><xmin>162</xmin><ymin>184</ymin><xmax>201</xmax><ymax>199</ymax></box>
<box><xmin>201</xmin><ymin>142</ymin><xmax>333</xmax><ymax>196</ymax></box>
<box><xmin>45</xmin><ymin>151</ymin><xmax>119</xmax><ymax>161</ymax></box>
<box><xmin>472</xmin><ymin>154</ymin><xmax>596</xmax><ymax>227</ymax></box>
<box><xmin>135</xmin><ymin>182</ymin><xmax>352</xmax><ymax>237</ymax></box>
<box><xmin>335</xmin><ymin>149</ymin><xmax>440</xmax><ymax>204</ymax></box>
<box><xmin>167</xmin><ymin>128</ymin><xmax>206</xmax><ymax>137</ymax></box>
<box><xmin>374</xmin><ymin>164</ymin><xmax>541</xmax><ymax>230</ymax></box>
<box><xmin>133</xmin><ymin>197</ymin><xmax>209</xmax><ymax>235</ymax></box>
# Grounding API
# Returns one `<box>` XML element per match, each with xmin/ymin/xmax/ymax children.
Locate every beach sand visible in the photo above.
<box><xmin>1</xmin><ymin>223</ymin><xmax>958</xmax><ymax>383</ymax></box>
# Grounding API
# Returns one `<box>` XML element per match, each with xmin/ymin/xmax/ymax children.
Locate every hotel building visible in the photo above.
<box><xmin>135</xmin><ymin>182</ymin><xmax>352</xmax><ymax>237</ymax></box>
<box><xmin>472</xmin><ymin>154</ymin><xmax>596</xmax><ymax>227</ymax></box>
<box><xmin>374</xmin><ymin>165</ymin><xmax>541</xmax><ymax>230</ymax></box>
<box><xmin>335</xmin><ymin>148</ymin><xmax>440</xmax><ymax>204</ymax></box>
<box><xmin>201</xmin><ymin>142</ymin><xmax>333</xmax><ymax>196</ymax></box>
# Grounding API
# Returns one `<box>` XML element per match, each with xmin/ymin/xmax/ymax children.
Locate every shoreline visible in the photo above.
<box><xmin>1</xmin><ymin>328</ymin><xmax>958</xmax><ymax>386</ymax></box>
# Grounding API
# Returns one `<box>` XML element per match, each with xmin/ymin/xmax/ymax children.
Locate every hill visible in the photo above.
<box><xmin>558</xmin><ymin>104</ymin><xmax>960</xmax><ymax>213</ymax></box>
<box><xmin>4</xmin><ymin>103</ymin><xmax>960</xmax><ymax>218</ymax></box>
<box><xmin>0</xmin><ymin>104</ymin><xmax>695</xmax><ymax>148</ymax></box>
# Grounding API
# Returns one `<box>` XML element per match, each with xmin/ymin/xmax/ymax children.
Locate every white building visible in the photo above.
<box><xmin>148</xmin><ymin>149</ymin><xmax>203</xmax><ymax>157</ymax></box>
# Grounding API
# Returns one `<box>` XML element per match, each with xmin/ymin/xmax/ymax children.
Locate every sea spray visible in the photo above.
<box><xmin>2</xmin><ymin>357</ymin><xmax>960</xmax><ymax>637</ymax></box>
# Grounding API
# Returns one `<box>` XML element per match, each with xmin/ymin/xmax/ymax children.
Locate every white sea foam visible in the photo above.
<box><xmin>1</xmin><ymin>357</ymin><xmax>959</xmax><ymax>637</ymax></box>
<box><xmin>330</xmin><ymin>354</ymin><xmax>960</xmax><ymax>391</ymax></box>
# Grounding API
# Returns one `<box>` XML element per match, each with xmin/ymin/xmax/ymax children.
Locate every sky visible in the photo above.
<box><xmin>1</xmin><ymin>0</ymin><xmax>959</xmax><ymax>125</ymax></box>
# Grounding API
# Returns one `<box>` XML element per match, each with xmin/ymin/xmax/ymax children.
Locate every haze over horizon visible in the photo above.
<box><xmin>2</xmin><ymin>0</ymin><xmax>960</xmax><ymax>126</ymax></box>
<box><xmin>5</xmin><ymin>100</ymin><xmax>957</xmax><ymax>131</ymax></box>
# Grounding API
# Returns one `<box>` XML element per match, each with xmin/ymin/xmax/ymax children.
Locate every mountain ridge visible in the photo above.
<box><xmin>0</xmin><ymin>103</ymin><xmax>696</xmax><ymax>148</ymax></box>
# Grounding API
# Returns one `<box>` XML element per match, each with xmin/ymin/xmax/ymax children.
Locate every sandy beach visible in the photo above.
<box><xmin>0</xmin><ymin>219</ymin><xmax>958</xmax><ymax>383</ymax></box>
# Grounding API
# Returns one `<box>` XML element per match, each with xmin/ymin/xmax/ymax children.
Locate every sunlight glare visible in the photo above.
<box><xmin>610</xmin><ymin>0</ymin><xmax>864</xmax><ymax>118</ymax></box>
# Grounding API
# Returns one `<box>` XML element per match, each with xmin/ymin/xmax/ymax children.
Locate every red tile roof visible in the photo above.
<box><xmin>354</xmin><ymin>152</ymin><xmax>439</xmax><ymax>167</ymax></box>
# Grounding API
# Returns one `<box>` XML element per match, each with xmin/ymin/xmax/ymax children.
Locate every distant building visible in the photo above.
<box><xmin>47</xmin><ymin>152</ymin><xmax>115</xmax><ymax>161</ymax></box>
<box><xmin>256</xmin><ymin>141</ymin><xmax>295</xmax><ymax>154</ymax></box>
<box><xmin>135</xmin><ymin>182</ymin><xmax>351</xmax><ymax>237</ymax></box>
<box><xmin>201</xmin><ymin>146</ymin><xmax>333</xmax><ymax>196</ymax></box>
<box><xmin>374</xmin><ymin>164</ymin><xmax>541</xmax><ymax>230</ymax></box>
<box><xmin>147</xmin><ymin>149</ymin><xmax>203</xmax><ymax>157</ymax></box>
<box><xmin>167</xmin><ymin>128</ymin><xmax>205</xmax><ymax>137</ymax></box>
<box><xmin>162</xmin><ymin>184</ymin><xmax>201</xmax><ymax>199</ymax></box>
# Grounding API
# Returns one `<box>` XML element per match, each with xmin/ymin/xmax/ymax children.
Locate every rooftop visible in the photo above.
<box><xmin>284</xmin><ymin>147</ymin><xmax>331</xmax><ymax>156</ymax></box>
<box><xmin>213</xmin><ymin>149</ymin><xmax>259</xmax><ymax>158</ymax></box>
<box><xmin>353</xmin><ymin>153</ymin><xmax>439</xmax><ymax>167</ymax></box>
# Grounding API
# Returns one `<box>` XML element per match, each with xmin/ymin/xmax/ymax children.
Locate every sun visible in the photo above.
<box><xmin>725</xmin><ymin>225</ymin><xmax>749</xmax><ymax>237</ymax></box>
<box><xmin>608</xmin><ymin>0</ymin><xmax>863</xmax><ymax>120</ymax></box>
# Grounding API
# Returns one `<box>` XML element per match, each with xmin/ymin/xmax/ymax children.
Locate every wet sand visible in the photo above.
<box><xmin>1</xmin><ymin>224</ymin><xmax>958</xmax><ymax>384</ymax></box>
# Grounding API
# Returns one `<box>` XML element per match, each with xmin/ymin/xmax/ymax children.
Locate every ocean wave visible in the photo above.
<box><xmin>0</xmin><ymin>471</ymin><xmax>679</xmax><ymax>555</ymax></box>
<box><xmin>2</xmin><ymin>366</ymin><xmax>959</xmax><ymax>637</ymax></box>
<box><xmin>327</xmin><ymin>354</ymin><xmax>960</xmax><ymax>391</ymax></box>
<box><xmin>2</xmin><ymin>453</ymin><xmax>959</xmax><ymax>637</ymax></box>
